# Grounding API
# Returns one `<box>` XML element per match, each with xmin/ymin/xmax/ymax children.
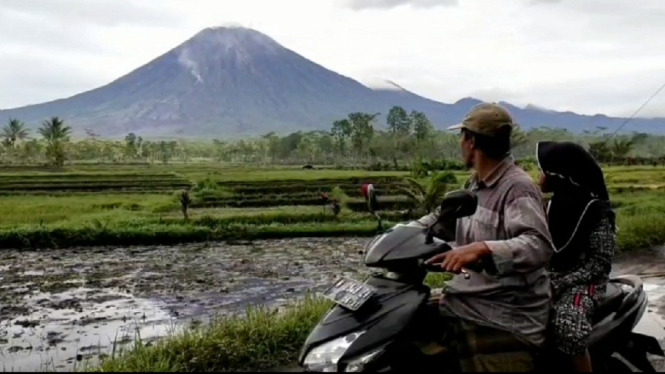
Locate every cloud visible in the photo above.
<box><xmin>529</xmin><ymin>0</ymin><xmax>561</xmax><ymax>4</ymax></box>
<box><xmin>0</xmin><ymin>0</ymin><xmax>182</xmax><ymax>27</ymax></box>
<box><xmin>343</xmin><ymin>0</ymin><xmax>457</xmax><ymax>11</ymax></box>
<box><xmin>0</xmin><ymin>0</ymin><xmax>664</xmax><ymax>118</ymax></box>
<box><xmin>0</xmin><ymin>52</ymin><xmax>103</xmax><ymax>110</ymax></box>
<box><xmin>0</xmin><ymin>11</ymin><xmax>104</xmax><ymax>54</ymax></box>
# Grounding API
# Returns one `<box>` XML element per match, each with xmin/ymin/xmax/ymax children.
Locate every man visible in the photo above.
<box><xmin>418</xmin><ymin>102</ymin><xmax>554</xmax><ymax>372</ymax></box>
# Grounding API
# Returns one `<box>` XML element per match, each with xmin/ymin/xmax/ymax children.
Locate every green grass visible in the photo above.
<box><xmin>0</xmin><ymin>194</ymin><xmax>173</xmax><ymax>227</ymax></box>
<box><xmin>92</xmin><ymin>273</ymin><xmax>453</xmax><ymax>373</ymax></box>
<box><xmin>92</xmin><ymin>296</ymin><xmax>332</xmax><ymax>372</ymax></box>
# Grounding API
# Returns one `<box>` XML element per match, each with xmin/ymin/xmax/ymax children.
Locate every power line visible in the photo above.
<box><xmin>604</xmin><ymin>80</ymin><xmax>665</xmax><ymax>143</ymax></box>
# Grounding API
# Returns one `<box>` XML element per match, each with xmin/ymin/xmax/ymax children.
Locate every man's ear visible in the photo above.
<box><xmin>467</xmin><ymin>135</ymin><xmax>476</xmax><ymax>150</ymax></box>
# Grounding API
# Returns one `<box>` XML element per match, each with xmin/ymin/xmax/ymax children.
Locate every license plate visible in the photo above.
<box><xmin>322</xmin><ymin>277</ymin><xmax>377</xmax><ymax>311</ymax></box>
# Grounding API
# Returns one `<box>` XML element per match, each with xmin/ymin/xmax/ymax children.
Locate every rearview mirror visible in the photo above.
<box><xmin>437</xmin><ymin>190</ymin><xmax>478</xmax><ymax>223</ymax></box>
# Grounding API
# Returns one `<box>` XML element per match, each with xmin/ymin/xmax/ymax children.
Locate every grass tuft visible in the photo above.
<box><xmin>92</xmin><ymin>296</ymin><xmax>332</xmax><ymax>372</ymax></box>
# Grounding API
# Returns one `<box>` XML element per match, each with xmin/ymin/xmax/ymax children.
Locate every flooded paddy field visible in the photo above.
<box><xmin>0</xmin><ymin>238</ymin><xmax>370</xmax><ymax>371</ymax></box>
<box><xmin>1</xmin><ymin>240</ymin><xmax>665</xmax><ymax>371</ymax></box>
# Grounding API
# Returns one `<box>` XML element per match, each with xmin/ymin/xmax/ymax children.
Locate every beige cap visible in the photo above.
<box><xmin>447</xmin><ymin>102</ymin><xmax>514</xmax><ymax>137</ymax></box>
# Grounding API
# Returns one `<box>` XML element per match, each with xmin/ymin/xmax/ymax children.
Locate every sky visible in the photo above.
<box><xmin>2</xmin><ymin>0</ymin><xmax>665</xmax><ymax>118</ymax></box>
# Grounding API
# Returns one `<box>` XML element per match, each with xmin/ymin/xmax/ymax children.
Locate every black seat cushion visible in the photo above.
<box><xmin>593</xmin><ymin>283</ymin><xmax>625</xmax><ymax>324</ymax></box>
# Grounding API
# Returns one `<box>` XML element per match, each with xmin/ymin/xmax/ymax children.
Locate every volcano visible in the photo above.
<box><xmin>2</xmin><ymin>26</ymin><xmax>665</xmax><ymax>137</ymax></box>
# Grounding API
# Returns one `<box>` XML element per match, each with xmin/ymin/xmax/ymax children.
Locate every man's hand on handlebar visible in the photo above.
<box><xmin>425</xmin><ymin>242</ymin><xmax>491</xmax><ymax>274</ymax></box>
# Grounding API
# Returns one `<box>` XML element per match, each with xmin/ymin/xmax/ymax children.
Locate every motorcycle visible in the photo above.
<box><xmin>298</xmin><ymin>190</ymin><xmax>665</xmax><ymax>372</ymax></box>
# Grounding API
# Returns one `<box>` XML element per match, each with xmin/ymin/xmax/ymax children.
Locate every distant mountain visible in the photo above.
<box><xmin>2</xmin><ymin>26</ymin><xmax>665</xmax><ymax>137</ymax></box>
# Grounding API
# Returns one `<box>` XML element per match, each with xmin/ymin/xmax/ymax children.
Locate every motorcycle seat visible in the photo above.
<box><xmin>593</xmin><ymin>282</ymin><xmax>625</xmax><ymax>324</ymax></box>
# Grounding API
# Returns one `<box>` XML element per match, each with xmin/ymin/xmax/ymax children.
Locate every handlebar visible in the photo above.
<box><xmin>419</xmin><ymin>241</ymin><xmax>483</xmax><ymax>279</ymax></box>
<box><xmin>417</xmin><ymin>259</ymin><xmax>472</xmax><ymax>279</ymax></box>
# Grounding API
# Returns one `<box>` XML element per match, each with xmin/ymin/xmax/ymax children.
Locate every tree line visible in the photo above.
<box><xmin>1</xmin><ymin>108</ymin><xmax>663</xmax><ymax>167</ymax></box>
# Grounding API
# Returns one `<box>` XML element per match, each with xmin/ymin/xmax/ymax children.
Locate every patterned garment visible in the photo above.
<box><xmin>549</xmin><ymin>215</ymin><xmax>616</xmax><ymax>356</ymax></box>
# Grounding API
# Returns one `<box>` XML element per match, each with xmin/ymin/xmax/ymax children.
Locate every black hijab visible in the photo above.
<box><xmin>536</xmin><ymin>141</ymin><xmax>615</xmax><ymax>268</ymax></box>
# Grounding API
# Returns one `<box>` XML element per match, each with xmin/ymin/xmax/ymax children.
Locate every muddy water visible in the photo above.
<box><xmin>0</xmin><ymin>238</ymin><xmax>371</xmax><ymax>371</ymax></box>
<box><xmin>0</xmin><ymin>240</ymin><xmax>664</xmax><ymax>372</ymax></box>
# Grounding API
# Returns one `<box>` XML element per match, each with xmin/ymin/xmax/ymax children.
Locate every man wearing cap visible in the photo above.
<box><xmin>416</xmin><ymin>102</ymin><xmax>554</xmax><ymax>372</ymax></box>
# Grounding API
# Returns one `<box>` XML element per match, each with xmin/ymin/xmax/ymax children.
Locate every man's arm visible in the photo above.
<box><xmin>484</xmin><ymin>190</ymin><xmax>554</xmax><ymax>275</ymax></box>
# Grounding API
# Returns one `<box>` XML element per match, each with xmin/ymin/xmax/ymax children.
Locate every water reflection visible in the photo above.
<box><xmin>0</xmin><ymin>288</ymin><xmax>175</xmax><ymax>372</ymax></box>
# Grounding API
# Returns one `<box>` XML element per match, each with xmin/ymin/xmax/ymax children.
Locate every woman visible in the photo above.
<box><xmin>536</xmin><ymin>141</ymin><xmax>617</xmax><ymax>372</ymax></box>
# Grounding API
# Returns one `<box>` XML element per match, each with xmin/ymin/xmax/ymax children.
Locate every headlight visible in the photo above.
<box><xmin>303</xmin><ymin>331</ymin><xmax>366</xmax><ymax>372</ymax></box>
<box><xmin>344</xmin><ymin>347</ymin><xmax>385</xmax><ymax>372</ymax></box>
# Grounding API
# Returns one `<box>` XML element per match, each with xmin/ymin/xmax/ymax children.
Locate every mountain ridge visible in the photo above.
<box><xmin>2</xmin><ymin>26</ymin><xmax>665</xmax><ymax>137</ymax></box>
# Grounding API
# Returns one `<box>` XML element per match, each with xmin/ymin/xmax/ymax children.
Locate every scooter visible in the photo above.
<box><xmin>298</xmin><ymin>190</ymin><xmax>665</xmax><ymax>372</ymax></box>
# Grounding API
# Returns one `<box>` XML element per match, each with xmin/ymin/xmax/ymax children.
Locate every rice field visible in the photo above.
<box><xmin>3</xmin><ymin>162</ymin><xmax>665</xmax><ymax>372</ymax></box>
<box><xmin>0</xmin><ymin>163</ymin><xmax>661</xmax><ymax>251</ymax></box>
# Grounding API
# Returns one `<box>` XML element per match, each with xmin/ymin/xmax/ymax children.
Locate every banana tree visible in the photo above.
<box><xmin>398</xmin><ymin>171</ymin><xmax>457</xmax><ymax>216</ymax></box>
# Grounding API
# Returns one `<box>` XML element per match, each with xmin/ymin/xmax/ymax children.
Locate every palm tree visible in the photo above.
<box><xmin>2</xmin><ymin>118</ymin><xmax>29</xmax><ymax>148</ymax></box>
<box><xmin>39</xmin><ymin>117</ymin><xmax>72</xmax><ymax>167</ymax></box>
<box><xmin>588</xmin><ymin>141</ymin><xmax>612</xmax><ymax>163</ymax></box>
<box><xmin>611</xmin><ymin>138</ymin><xmax>634</xmax><ymax>160</ymax></box>
<box><xmin>39</xmin><ymin>117</ymin><xmax>71</xmax><ymax>141</ymax></box>
<box><xmin>510</xmin><ymin>124</ymin><xmax>528</xmax><ymax>150</ymax></box>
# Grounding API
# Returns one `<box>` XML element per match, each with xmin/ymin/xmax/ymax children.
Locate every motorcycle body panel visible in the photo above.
<box><xmin>300</xmin><ymin>220</ymin><xmax>664</xmax><ymax>372</ymax></box>
<box><xmin>363</xmin><ymin>225</ymin><xmax>446</xmax><ymax>271</ymax></box>
<box><xmin>299</xmin><ymin>276</ymin><xmax>430</xmax><ymax>367</ymax></box>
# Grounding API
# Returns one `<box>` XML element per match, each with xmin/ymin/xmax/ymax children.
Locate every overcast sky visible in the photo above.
<box><xmin>2</xmin><ymin>0</ymin><xmax>665</xmax><ymax>117</ymax></box>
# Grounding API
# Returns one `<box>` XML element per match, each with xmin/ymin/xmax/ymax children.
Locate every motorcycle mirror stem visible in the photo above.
<box><xmin>425</xmin><ymin>224</ymin><xmax>436</xmax><ymax>244</ymax></box>
<box><xmin>424</xmin><ymin>206</ymin><xmax>447</xmax><ymax>244</ymax></box>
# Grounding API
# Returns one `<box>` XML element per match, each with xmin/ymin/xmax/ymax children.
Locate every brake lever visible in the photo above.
<box><xmin>419</xmin><ymin>260</ymin><xmax>471</xmax><ymax>280</ymax></box>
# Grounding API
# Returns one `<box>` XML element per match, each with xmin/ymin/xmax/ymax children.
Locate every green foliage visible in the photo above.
<box><xmin>398</xmin><ymin>173</ymin><xmax>453</xmax><ymax>215</ymax></box>
<box><xmin>589</xmin><ymin>141</ymin><xmax>614</xmax><ymax>163</ymax></box>
<box><xmin>91</xmin><ymin>295</ymin><xmax>332</xmax><ymax>372</ymax></box>
<box><xmin>410</xmin><ymin>158</ymin><xmax>465</xmax><ymax>178</ymax></box>
<box><xmin>0</xmin><ymin>158</ymin><xmax>661</xmax><ymax>254</ymax></box>
<box><xmin>411</xmin><ymin>110</ymin><xmax>434</xmax><ymax>142</ymax></box>
<box><xmin>90</xmin><ymin>273</ymin><xmax>456</xmax><ymax>372</ymax></box>
<box><xmin>431</xmin><ymin>170</ymin><xmax>458</xmax><ymax>185</ymax></box>
<box><xmin>510</xmin><ymin>124</ymin><xmax>528</xmax><ymax>150</ymax></box>
<box><xmin>178</xmin><ymin>190</ymin><xmax>192</xmax><ymax>220</ymax></box>
<box><xmin>39</xmin><ymin>117</ymin><xmax>72</xmax><ymax>167</ymax></box>
<box><xmin>194</xmin><ymin>177</ymin><xmax>220</xmax><ymax>193</ymax></box>
<box><xmin>330</xmin><ymin>186</ymin><xmax>349</xmax><ymax>210</ymax></box>
<box><xmin>1</xmin><ymin>112</ymin><xmax>664</xmax><ymax>168</ymax></box>
<box><xmin>387</xmin><ymin>106</ymin><xmax>411</xmax><ymax>136</ymax></box>
<box><xmin>347</xmin><ymin>112</ymin><xmax>378</xmax><ymax>157</ymax></box>
<box><xmin>516</xmin><ymin>157</ymin><xmax>537</xmax><ymax>171</ymax></box>
<box><xmin>612</xmin><ymin>138</ymin><xmax>634</xmax><ymax>159</ymax></box>
<box><xmin>2</xmin><ymin>118</ymin><xmax>29</xmax><ymax>149</ymax></box>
